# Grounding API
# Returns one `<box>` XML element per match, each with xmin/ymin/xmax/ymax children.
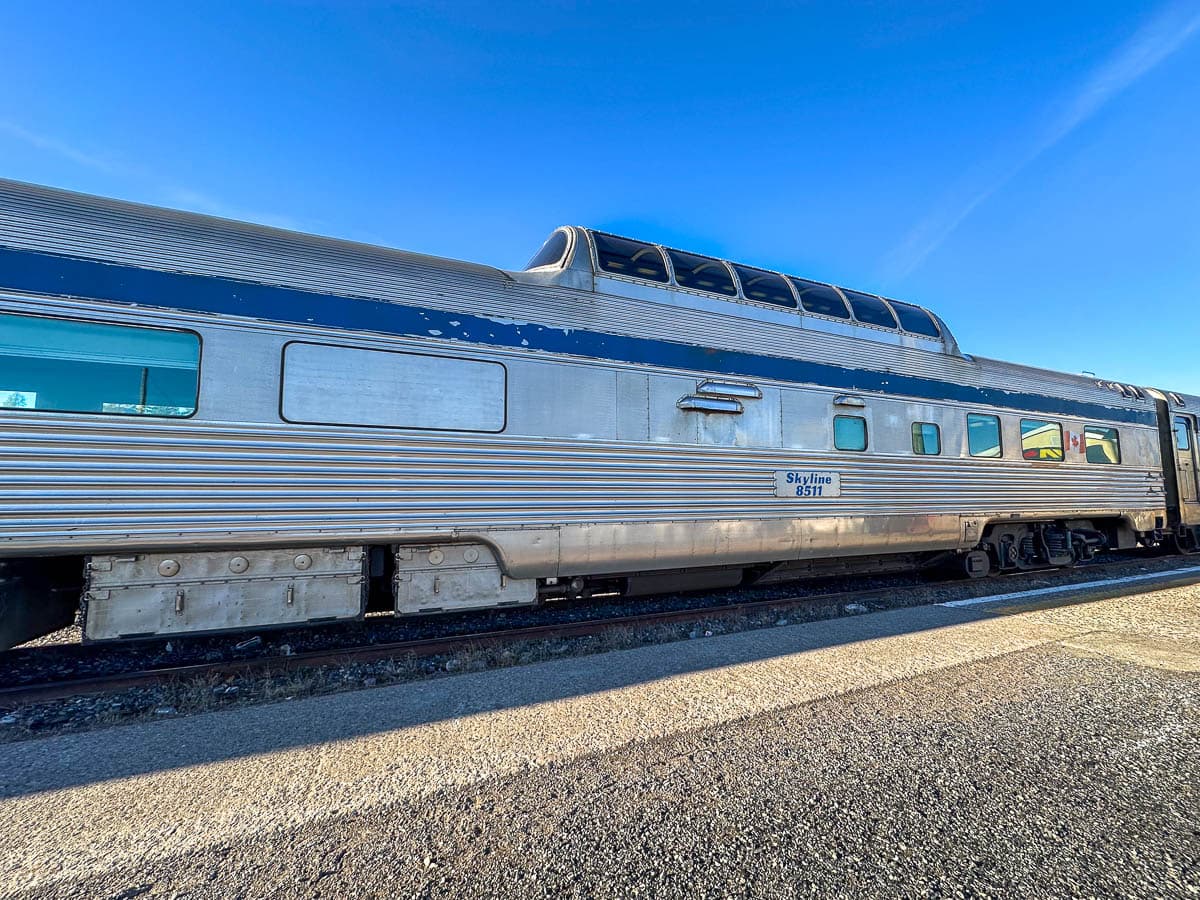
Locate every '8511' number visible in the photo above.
<box><xmin>772</xmin><ymin>470</ymin><xmax>842</xmax><ymax>499</ymax></box>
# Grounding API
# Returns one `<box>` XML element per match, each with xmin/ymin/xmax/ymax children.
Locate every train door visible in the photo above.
<box><xmin>1174</xmin><ymin>415</ymin><xmax>1200</xmax><ymax>524</ymax></box>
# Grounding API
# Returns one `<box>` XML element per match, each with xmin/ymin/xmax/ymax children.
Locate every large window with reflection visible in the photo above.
<box><xmin>841</xmin><ymin>291</ymin><xmax>899</xmax><ymax>329</ymax></box>
<box><xmin>967</xmin><ymin>414</ymin><xmax>1002</xmax><ymax>458</ymax></box>
<box><xmin>1020</xmin><ymin>418</ymin><xmax>1064</xmax><ymax>461</ymax></box>
<box><xmin>1084</xmin><ymin>425</ymin><xmax>1121</xmax><ymax>464</ymax></box>
<box><xmin>667</xmin><ymin>250</ymin><xmax>738</xmax><ymax>297</ymax></box>
<box><xmin>731</xmin><ymin>265</ymin><xmax>795</xmax><ymax>308</ymax></box>
<box><xmin>0</xmin><ymin>313</ymin><xmax>200</xmax><ymax>417</ymax></box>
<box><xmin>889</xmin><ymin>301</ymin><xmax>941</xmax><ymax>338</ymax></box>
<box><xmin>525</xmin><ymin>230</ymin><xmax>569</xmax><ymax>270</ymax></box>
<box><xmin>591</xmin><ymin>232</ymin><xmax>670</xmax><ymax>283</ymax></box>
<box><xmin>790</xmin><ymin>278</ymin><xmax>850</xmax><ymax>319</ymax></box>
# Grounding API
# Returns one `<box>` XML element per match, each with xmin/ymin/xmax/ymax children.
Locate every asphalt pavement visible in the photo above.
<box><xmin>2</xmin><ymin>581</ymin><xmax>1197</xmax><ymax>899</ymax></box>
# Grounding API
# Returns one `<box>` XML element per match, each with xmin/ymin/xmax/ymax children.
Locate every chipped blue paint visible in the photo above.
<box><xmin>0</xmin><ymin>246</ymin><xmax>1157</xmax><ymax>426</ymax></box>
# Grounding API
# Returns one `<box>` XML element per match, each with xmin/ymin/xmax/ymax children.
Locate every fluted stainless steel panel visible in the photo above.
<box><xmin>0</xmin><ymin>415</ymin><xmax>1165</xmax><ymax>551</ymax></box>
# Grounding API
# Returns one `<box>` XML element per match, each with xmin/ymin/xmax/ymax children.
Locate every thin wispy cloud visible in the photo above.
<box><xmin>159</xmin><ymin>187</ymin><xmax>306</xmax><ymax>233</ymax></box>
<box><xmin>0</xmin><ymin>120</ymin><xmax>306</xmax><ymax>232</ymax></box>
<box><xmin>0</xmin><ymin>120</ymin><xmax>125</xmax><ymax>175</ymax></box>
<box><xmin>883</xmin><ymin>1</ymin><xmax>1200</xmax><ymax>281</ymax></box>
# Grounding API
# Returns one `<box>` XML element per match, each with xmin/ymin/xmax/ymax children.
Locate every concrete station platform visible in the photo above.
<box><xmin>2</xmin><ymin>572</ymin><xmax>1199</xmax><ymax>897</ymax></box>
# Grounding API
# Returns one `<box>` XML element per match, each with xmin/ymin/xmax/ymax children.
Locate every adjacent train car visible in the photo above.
<box><xmin>1156</xmin><ymin>389</ymin><xmax>1200</xmax><ymax>551</ymax></box>
<box><xmin>0</xmin><ymin>179</ymin><xmax>1186</xmax><ymax>648</ymax></box>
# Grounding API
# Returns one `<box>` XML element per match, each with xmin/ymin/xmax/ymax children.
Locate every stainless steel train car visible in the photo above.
<box><xmin>0</xmin><ymin>179</ymin><xmax>1195</xmax><ymax>648</ymax></box>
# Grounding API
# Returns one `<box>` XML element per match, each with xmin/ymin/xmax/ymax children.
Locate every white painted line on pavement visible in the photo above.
<box><xmin>938</xmin><ymin>564</ymin><xmax>1200</xmax><ymax>609</ymax></box>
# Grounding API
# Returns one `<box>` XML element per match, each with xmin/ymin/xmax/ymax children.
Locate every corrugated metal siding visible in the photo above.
<box><xmin>0</xmin><ymin>180</ymin><xmax>1147</xmax><ymax>413</ymax></box>
<box><xmin>0</xmin><ymin>416</ymin><xmax>1164</xmax><ymax>549</ymax></box>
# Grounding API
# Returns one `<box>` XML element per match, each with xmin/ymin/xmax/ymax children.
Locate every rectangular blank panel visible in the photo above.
<box><xmin>282</xmin><ymin>343</ymin><xmax>506</xmax><ymax>432</ymax></box>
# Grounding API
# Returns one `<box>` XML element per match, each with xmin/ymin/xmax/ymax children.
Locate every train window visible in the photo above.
<box><xmin>667</xmin><ymin>250</ymin><xmax>738</xmax><ymax>297</ymax></box>
<box><xmin>591</xmin><ymin>232</ymin><xmax>669</xmax><ymax>283</ymax></box>
<box><xmin>912</xmin><ymin>422</ymin><xmax>941</xmax><ymax>455</ymax></box>
<box><xmin>0</xmin><ymin>313</ymin><xmax>199</xmax><ymax>417</ymax></box>
<box><xmin>889</xmin><ymin>301</ymin><xmax>941</xmax><ymax>338</ymax></box>
<box><xmin>731</xmin><ymin>265</ymin><xmax>796</xmax><ymax>308</ymax></box>
<box><xmin>834</xmin><ymin>415</ymin><xmax>868</xmax><ymax>452</ymax></box>
<box><xmin>789</xmin><ymin>278</ymin><xmax>851</xmax><ymax>319</ymax></box>
<box><xmin>1176</xmin><ymin>417</ymin><xmax>1192</xmax><ymax>451</ymax></box>
<box><xmin>967</xmin><ymin>414</ymin><xmax>1002</xmax><ymax>458</ymax></box>
<box><xmin>1020</xmin><ymin>418</ymin><xmax>1064</xmax><ymax>461</ymax></box>
<box><xmin>841</xmin><ymin>290</ymin><xmax>899</xmax><ymax>329</ymax></box>
<box><xmin>525</xmin><ymin>230</ymin><xmax>569</xmax><ymax>269</ymax></box>
<box><xmin>1084</xmin><ymin>425</ymin><xmax>1121</xmax><ymax>464</ymax></box>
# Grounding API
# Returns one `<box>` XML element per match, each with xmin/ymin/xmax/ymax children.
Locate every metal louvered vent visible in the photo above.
<box><xmin>1097</xmin><ymin>380</ymin><xmax>1146</xmax><ymax>401</ymax></box>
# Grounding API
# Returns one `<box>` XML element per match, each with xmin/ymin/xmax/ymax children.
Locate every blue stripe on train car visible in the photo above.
<box><xmin>0</xmin><ymin>246</ymin><xmax>1157</xmax><ymax>427</ymax></box>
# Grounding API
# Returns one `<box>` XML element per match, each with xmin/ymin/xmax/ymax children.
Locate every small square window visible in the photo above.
<box><xmin>967</xmin><ymin>414</ymin><xmax>1002</xmax><ymax>458</ymax></box>
<box><xmin>912</xmin><ymin>422</ymin><xmax>941</xmax><ymax>455</ymax></box>
<box><xmin>1021</xmin><ymin>418</ymin><xmax>1064</xmax><ymax>461</ymax></box>
<box><xmin>834</xmin><ymin>415</ymin><xmax>867</xmax><ymax>452</ymax></box>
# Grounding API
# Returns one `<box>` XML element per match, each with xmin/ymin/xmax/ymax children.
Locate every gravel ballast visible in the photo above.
<box><xmin>3</xmin><ymin>555</ymin><xmax>1199</xmax><ymax>743</ymax></box>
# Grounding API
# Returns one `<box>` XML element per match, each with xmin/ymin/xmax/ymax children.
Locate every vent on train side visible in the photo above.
<box><xmin>1097</xmin><ymin>380</ymin><xmax>1146</xmax><ymax>401</ymax></box>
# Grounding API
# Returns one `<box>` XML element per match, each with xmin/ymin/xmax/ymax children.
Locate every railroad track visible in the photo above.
<box><xmin>3</xmin><ymin>556</ymin><xmax>1200</xmax><ymax>709</ymax></box>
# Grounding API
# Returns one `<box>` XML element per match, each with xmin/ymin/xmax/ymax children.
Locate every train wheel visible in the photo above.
<box><xmin>1171</xmin><ymin>528</ymin><xmax>1200</xmax><ymax>555</ymax></box>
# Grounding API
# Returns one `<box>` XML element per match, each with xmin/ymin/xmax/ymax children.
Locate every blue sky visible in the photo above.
<box><xmin>2</xmin><ymin>1</ymin><xmax>1198</xmax><ymax>392</ymax></box>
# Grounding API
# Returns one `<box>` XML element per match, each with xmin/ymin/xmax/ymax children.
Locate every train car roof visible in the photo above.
<box><xmin>0</xmin><ymin>178</ymin><xmax>513</xmax><ymax>284</ymax></box>
<box><xmin>0</xmin><ymin>179</ymin><xmax>1165</xmax><ymax>417</ymax></box>
<box><xmin>0</xmin><ymin>179</ymin><xmax>959</xmax><ymax>355</ymax></box>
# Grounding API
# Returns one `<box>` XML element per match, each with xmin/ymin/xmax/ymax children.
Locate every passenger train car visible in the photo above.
<box><xmin>0</xmin><ymin>179</ymin><xmax>1196</xmax><ymax>649</ymax></box>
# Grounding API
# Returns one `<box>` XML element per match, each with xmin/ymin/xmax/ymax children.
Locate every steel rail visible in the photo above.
<box><xmin>2</xmin><ymin>557</ymin><xmax>1198</xmax><ymax>708</ymax></box>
